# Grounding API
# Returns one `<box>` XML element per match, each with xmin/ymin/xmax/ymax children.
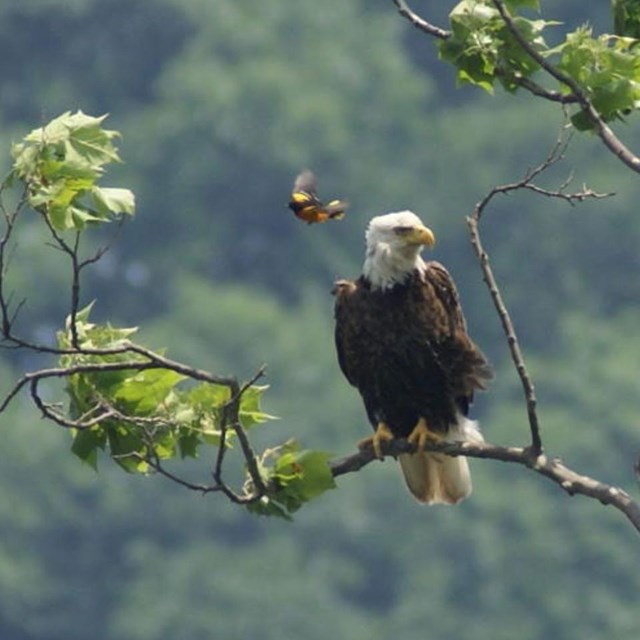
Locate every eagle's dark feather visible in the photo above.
<box><xmin>333</xmin><ymin>262</ymin><xmax>491</xmax><ymax>438</ymax></box>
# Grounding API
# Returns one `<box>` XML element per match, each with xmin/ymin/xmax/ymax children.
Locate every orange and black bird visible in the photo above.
<box><xmin>288</xmin><ymin>169</ymin><xmax>348</xmax><ymax>224</ymax></box>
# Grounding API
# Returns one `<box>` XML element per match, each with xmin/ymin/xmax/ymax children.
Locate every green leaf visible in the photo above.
<box><xmin>613</xmin><ymin>0</ymin><xmax>640</xmax><ymax>39</ymax></box>
<box><xmin>182</xmin><ymin>382</ymin><xmax>231</xmax><ymax>445</ymax></box>
<box><xmin>23</xmin><ymin>111</ymin><xmax>121</xmax><ymax>165</ymax></box>
<box><xmin>247</xmin><ymin>496</ymin><xmax>292</xmax><ymax>520</ymax></box>
<box><xmin>178</xmin><ymin>430</ymin><xmax>202</xmax><ymax>459</ymax></box>
<box><xmin>246</xmin><ymin>440</ymin><xmax>335</xmax><ymax>519</ymax></box>
<box><xmin>58</xmin><ymin>306</ymin><xmax>279</xmax><ymax>480</ymax></box>
<box><xmin>91</xmin><ymin>186</ymin><xmax>135</xmax><ymax>217</ymax></box>
<box><xmin>107</xmin><ymin>425</ymin><xmax>147</xmax><ymax>473</ymax></box>
<box><xmin>504</xmin><ymin>0</ymin><xmax>540</xmax><ymax>9</ymax></box>
<box><xmin>70</xmin><ymin>206</ymin><xmax>107</xmax><ymax>229</ymax></box>
<box><xmin>70</xmin><ymin>426</ymin><xmax>107</xmax><ymax>470</ymax></box>
<box><xmin>153</xmin><ymin>430</ymin><xmax>179</xmax><ymax>460</ymax></box>
<box><xmin>276</xmin><ymin>448</ymin><xmax>336</xmax><ymax>501</ymax></box>
<box><xmin>449</xmin><ymin>1</ymin><xmax>499</xmax><ymax>29</ymax></box>
<box><xmin>58</xmin><ymin>302</ymin><xmax>138</xmax><ymax>351</ymax></box>
<box><xmin>113</xmin><ymin>369</ymin><xmax>186</xmax><ymax>415</ymax></box>
<box><xmin>239</xmin><ymin>385</ymin><xmax>278</xmax><ymax>429</ymax></box>
<box><xmin>187</xmin><ymin>382</ymin><xmax>231</xmax><ymax>410</ymax></box>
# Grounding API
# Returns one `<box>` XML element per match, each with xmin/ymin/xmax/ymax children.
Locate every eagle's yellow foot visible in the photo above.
<box><xmin>407</xmin><ymin>417</ymin><xmax>444</xmax><ymax>451</ymax></box>
<box><xmin>358</xmin><ymin>422</ymin><xmax>394</xmax><ymax>460</ymax></box>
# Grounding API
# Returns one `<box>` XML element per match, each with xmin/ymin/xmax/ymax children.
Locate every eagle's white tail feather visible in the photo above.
<box><xmin>398</xmin><ymin>415</ymin><xmax>483</xmax><ymax>505</ymax></box>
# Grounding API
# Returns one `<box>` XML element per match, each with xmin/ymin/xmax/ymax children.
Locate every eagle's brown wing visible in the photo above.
<box><xmin>424</xmin><ymin>261</ymin><xmax>493</xmax><ymax>406</ymax></box>
<box><xmin>424</xmin><ymin>261</ymin><xmax>468</xmax><ymax>333</ymax></box>
<box><xmin>332</xmin><ymin>279</ymin><xmax>360</xmax><ymax>387</ymax></box>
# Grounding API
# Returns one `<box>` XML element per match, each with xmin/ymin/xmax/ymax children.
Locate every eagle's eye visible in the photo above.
<box><xmin>393</xmin><ymin>225</ymin><xmax>414</xmax><ymax>236</ymax></box>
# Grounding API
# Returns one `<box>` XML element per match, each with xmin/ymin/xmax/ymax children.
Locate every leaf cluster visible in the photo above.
<box><xmin>439</xmin><ymin>0</ymin><xmax>552</xmax><ymax>93</ymax></box>
<box><xmin>58</xmin><ymin>304</ymin><xmax>274</xmax><ymax>474</ymax></box>
<box><xmin>550</xmin><ymin>27</ymin><xmax>640</xmax><ymax>129</ymax></box>
<box><xmin>11</xmin><ymin>111</ymin><xmax>134</xmax><ymax>230</ymax></box>
<box><xmin>438</xmin><ymin>0</ymin><xmax>640</xmax><ymax>129</ymax></box>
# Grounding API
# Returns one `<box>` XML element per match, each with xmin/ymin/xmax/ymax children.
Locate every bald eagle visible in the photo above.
<box><xmin>333</xmin><ymin>211</ymin><xmax>492</xmax><ymax>504</ymax></box>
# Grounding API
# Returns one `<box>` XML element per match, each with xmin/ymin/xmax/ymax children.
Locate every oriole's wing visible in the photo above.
<box><xmin>324</xmin><ymin>199</ymin><xmax>348</xmax><ymax>218</ymax></box>
<box><xmin>292</xmin><ymin>169</ymin><xmax>318</xmax><ymax>198</ymax></box>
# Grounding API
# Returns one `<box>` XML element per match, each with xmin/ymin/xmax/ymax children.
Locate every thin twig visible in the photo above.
<box><xmin>515</xmin><ymin>76</ymin><xmax>578</xmax><ymax>104</ymax></box>
<box><xmin>39</xmin><ymin>214</ymin><xmax>83</xmax><ymax>346</ymax></box>
<box><xmin>0</xmin><ymin>360</ymin><xmax>158</xmax><ymax>413</ymax></box>
<box><xmin>466</xmin><ymin>123</ymin><xmax>614</xmax><ymax>457</ymax></box>
<box><xmin>219</xmin><ymin>365</ymin><xmax>268</xmax><ymax>498</ymax></box>
<box><xmin>392</xmin><ymin>0</ymin><xmax>451</xmax><ymax>40</ymax></box>
<box><xmin>523</xmin><ymin>181</ymin><xmax>613</xmax><ymax>204</ymax></box>
<box><xmin>466</xmin><ymin>130</ymin><xmax>569</xmax><ymax>452</ymax></box>
<box><xmin>124</xmin><ymin>342</ymin><xmax>239</xmax><ymax>387</ymax></box>
<box><xmin>0</xmin><ymin>184</ymin><xmax>29</xmax><ymax>339</ymax></box>
<box><xmin>471</xmin><ymin>126</ymin><xmax>612</xmax><ymax>218</ymax></box>
<box><xmin>30</xmin><ymin>382</ymin><xmax>116</xmax><ymax>429</ymax></box>
<box><xmin>467</xmin><ymin>212</ymin><xmax>542</xmax><ymax>453</ymax></box>
<box><xmin>122</xmin><ymin>452</ymin><xmax>220</xmax><ymax>495</ymax></box>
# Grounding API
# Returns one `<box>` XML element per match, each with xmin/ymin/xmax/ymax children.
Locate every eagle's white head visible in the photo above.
<box><xmin>363</xmin><ymin>210</ymin><xmax>436</xmax><ymax>290</ymax></box>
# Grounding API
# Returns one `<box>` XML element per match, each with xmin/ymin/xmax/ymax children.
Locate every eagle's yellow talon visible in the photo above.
<box><xmin>358</xmin><ymin>422</ymin><xmax>394</xmax><ymax>460</ymax></box>
<box><xmin>407</xmin><ymin>418</ymin><xmax>444</xmax><ymax>451</ymax></box>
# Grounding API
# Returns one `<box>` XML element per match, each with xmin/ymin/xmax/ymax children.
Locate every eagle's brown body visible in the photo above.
<box><xmin>334</xmin><ymin>264</ymin><xmax>491</xmax><ymax>438</ymax></box>
<box><xmin>333</xmin><ymin>211</ymin><xmax>491</xmax><ymax>504</ymax></box>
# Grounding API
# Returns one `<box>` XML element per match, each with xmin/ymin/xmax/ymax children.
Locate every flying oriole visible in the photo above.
<box><xmin>288</xmin><ymin>170</ymin><xmax>348</xmax><ymax>224</ymax></box>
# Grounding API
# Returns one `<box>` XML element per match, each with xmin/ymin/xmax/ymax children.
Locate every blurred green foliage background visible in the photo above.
<box><xmin>1</xmin><ymin>1</ymin><xmax>640</xmax><ymax>638</ymax></box>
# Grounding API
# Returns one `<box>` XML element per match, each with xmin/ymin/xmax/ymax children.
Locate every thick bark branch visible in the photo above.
<box><xmin>329</xmin><ymin>438</ymin><xmax>640</xmax><ymax>534</ymax></box>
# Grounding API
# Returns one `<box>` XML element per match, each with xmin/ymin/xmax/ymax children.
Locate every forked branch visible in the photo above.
<box><xmin>466</xmin><ymin>125</ymin><xmax>612</xmax><ymax>454</ymax></box>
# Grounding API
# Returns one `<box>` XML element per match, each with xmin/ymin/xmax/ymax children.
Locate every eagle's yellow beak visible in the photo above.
<box><xmin>406</xmin><ymin>225</ymin><xmax>436</xmax><ymax>248</ymax></box>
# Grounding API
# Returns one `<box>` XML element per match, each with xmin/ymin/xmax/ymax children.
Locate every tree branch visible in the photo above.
<box><xmin>468</xmin><ymin>213</ymin><xmax>543</xmax><ymax>454</ymax></box>
<box><xmin>212</xmin><ymin>366</ymin><xmax>268</xmax><ymax>503</ymax></box>
<box><xmin>0</xmin><ymin>200</ymin><xmax>269</xmax><ymax>510</ymax></box>
<box><xmin>515</xmin><ymin>76</ymin><xmax>579</xmax><ymax>105</ymax></box>
<box><xmin>391</xmin><ymin>0</ymin><xmax>450</xmax><ymax>40</ymax></box>
<box><xmin>329</xmin><ymin>438</ymin><xmax>640</xmax><ymax>534</ymax></box>
<box><xmin>0</xmin><ymin>184</ymin><xmax>28</xmax><ymax>339</ymax></box>
<box><xmin>491</xmin><ymin>0</ymin><xmax>640</xmax><ymax>175</ymax></box>
<box><xmin>464</xmin><ymin>122</ymin><xmax>613</xmax><ymax>453</ymax></box>
<box><xmin>390</xmin><ymin>1</ymin><xmax>579</xmax><ymax>104</ymax></box>
<box><xmin>3</xmin><ymin>345</ymin><xmax>270</xmax><ymax>505</ymax></box>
